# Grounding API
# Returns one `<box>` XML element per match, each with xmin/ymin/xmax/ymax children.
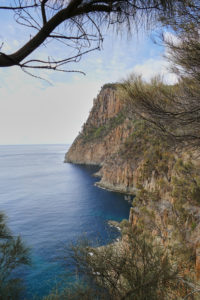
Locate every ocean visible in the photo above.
<box><xmin>0</xmin><ymin>144</ymin><xmax>131</xmax><ymax>299</ymax></box>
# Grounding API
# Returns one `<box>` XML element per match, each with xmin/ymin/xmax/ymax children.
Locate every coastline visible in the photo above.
<box><xmin>95</xmin><ymin>181</ymin><xmax>137</xmax><ymax>197</ymax></box>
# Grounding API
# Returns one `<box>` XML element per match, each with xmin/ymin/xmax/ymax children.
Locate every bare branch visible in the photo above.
<box><xmin>0</xmin><ymin>0</ymin><xmax>185</xmax><ymax>75</ymax></box>
<box><xmin>41</xmin><ymin>0</ymin><xmax>48</xmax><ymax>25</ymax></box>
<box><xmin>0</xmin><ymin>4</ymin><xmax>38</xmax><ymax>10</ymax></box>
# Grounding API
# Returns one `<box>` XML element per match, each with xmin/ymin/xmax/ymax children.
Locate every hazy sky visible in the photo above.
<box><xmin>0</xmin><ymin>8</ymin><xmax>177</xmax><ymax>145</ymax></box>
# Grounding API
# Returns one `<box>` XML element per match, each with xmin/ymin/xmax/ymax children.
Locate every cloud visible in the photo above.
<box><xmin>163</xmin><ymin>31</ymin><xmax>180</xmax><ymax>46</ymax></box>
<box><xmin>131</xmin><ymin>57</ymin><xmax>178</xmax><ymax>84</ymax></box>
<box><xmin>0</xmin><ymin>67</ymin><xmax>101</xmax><ymax>145</ymax></box>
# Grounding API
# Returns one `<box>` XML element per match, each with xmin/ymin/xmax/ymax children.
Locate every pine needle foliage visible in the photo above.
<box><xmin>0</xmin><ymin>212</ymin><xmax>30</xmax><ymax>300</ymax></box>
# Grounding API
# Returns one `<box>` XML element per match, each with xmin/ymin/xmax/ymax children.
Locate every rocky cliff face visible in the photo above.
<box><xmin>65</xmin><ymin>85</ymin><xmax>134</xmax><ymax>168</ymax></box>
<box><xmin>66</xmin><ymin>85</ymin><xmax>138</xmax><ymax>193</ymax></box>
<box><xmin>65</xmin><ymin>84</ymin><xmax>200</xmax><ymax>283</ymax></box>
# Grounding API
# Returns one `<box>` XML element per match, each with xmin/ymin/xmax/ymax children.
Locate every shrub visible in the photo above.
<box><xmin>0</xmin><ymin>212</ymin><xmax>30</xmax><ymax>300</ymax></box>
<box><xmin>43</xmin><ymin>224</ymin><xmax>194</xmax><ymax>300</ymax></box>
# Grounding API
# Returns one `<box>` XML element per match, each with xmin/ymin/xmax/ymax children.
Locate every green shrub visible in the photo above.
<box><xmin>0</xmin><ymin>212</ymin><xmax>30</xmax><ymax>300</ymax></box>
<box><xmin>43</xmin><ymin>225</ymin><xmax>190</xmax><ymax>300</ymax></box>
<box><xmin>82</xmin><ymin>111</ymin><xmax>126</xmax><ymax>142</ymax></box>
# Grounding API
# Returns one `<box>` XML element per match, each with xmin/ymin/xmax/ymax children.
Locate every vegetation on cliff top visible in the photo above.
<box><xmin>101</xmin><ymin>83</ymin><xmax>120</xmax><ymax>91</ymax></box>
<box><xmin>82</xmin><ymin>110</ymin><xmax>126</xmax><ymax>143</ymax></box>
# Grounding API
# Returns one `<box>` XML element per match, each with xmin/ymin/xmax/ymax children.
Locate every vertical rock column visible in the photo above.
<box><xmin>196</xmin><ymin>242</ymin><xmax>200</xmax><ymax>281</ymax></box>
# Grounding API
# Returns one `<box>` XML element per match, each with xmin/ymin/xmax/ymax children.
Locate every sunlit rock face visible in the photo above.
<box><xmin>66</xmin><ymin>86</ymin><xmax>132</xmax><ymax>165</ymax></box>
<box><xmin>65</xmin><ymin>85</ymin><xmax>137</xmax><ymax>193</ymax></box>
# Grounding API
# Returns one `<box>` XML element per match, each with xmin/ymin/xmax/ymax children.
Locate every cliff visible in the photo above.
<box><xmin>65</xmin><ymin>85</ymin><xmax>134</xmax><ymax>169</ymax></box>
<box><xmin>65</xmin><ymin>84</ymin><xmax>200</xmax><ymax>287</ymax></box>
<box><xmin>65</xmin><ymin>84</ymin><xmax>137</xmax><ymax>193</ymax></box>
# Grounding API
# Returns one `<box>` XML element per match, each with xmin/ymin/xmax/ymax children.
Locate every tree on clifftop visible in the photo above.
<box><xmin>0</xmin><ymin>0</ymin><xmax>186</xmax><ymax>75</ymax></box>
<box><xmin>121</xmin><ymin>1</ymin><xmax>200</xmax><ymax>147</ymax></box>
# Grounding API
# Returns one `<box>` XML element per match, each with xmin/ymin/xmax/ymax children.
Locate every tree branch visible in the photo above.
<box><xmin>0</xmin><ymin>0</ymin><xmax>182</xmax><ymax>72</ymax></box>
<box><xmin>0</xmin><ymin>4</ymin><xmax>38</xmax><ymax>10</ymax></box>
<box><xmin>0</xmin><ymin>1</ymin><xmax>110</xmax><ymax>67</ymax></box>
<box><xmin>41</xmin><ymin>0</ymin><xmax>48</xmax><ymax>25</ymax></box>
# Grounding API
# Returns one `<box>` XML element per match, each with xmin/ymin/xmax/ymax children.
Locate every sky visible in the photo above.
<box><xmin>0</xmin><ymin>5</ymin><xmax>177</xmax><ymax>145</ymax></box>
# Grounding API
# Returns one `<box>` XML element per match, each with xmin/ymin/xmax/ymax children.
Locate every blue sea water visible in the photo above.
<box><xmin>0</xmin><ymin>144</ymin><xmax>131</xmax><ymax>299</ymax></box>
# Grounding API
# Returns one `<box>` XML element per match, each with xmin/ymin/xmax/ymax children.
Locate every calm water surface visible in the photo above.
<box><xmin>0</xmin><ymin>144</ymin><xmax>131</xmax><ymax>299</ymax></box>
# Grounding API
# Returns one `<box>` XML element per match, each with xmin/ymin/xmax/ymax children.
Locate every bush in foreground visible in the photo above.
<box><xmin>44</xmin><ymin>223</ymin><xmax>196</xmax><ymax>300</ymax></box>
<box><xmin>0</xmin><ymin>212</ymin><xmax>30</xmax><ymax>300</ymax></box>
